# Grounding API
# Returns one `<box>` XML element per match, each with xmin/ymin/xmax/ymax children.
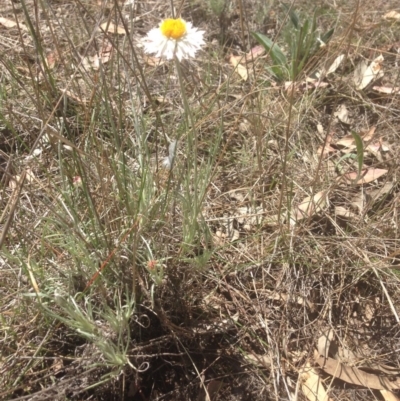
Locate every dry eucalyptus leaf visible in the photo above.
<box><xmin>317</xmin><ymin>329</ymin><xmax>334</xmax><ymax>359</ymax></box>
<box><xmin>0</xmin><ymin>17</ymin><xmax>28</xmax><ymax>31</ymax></box>
<box><xmin>301</xmin><ymin>363</ymin><xmax>331</xmax><ymax>401</ymax></box>
<box><xmin>384</xmin><ymin>11</ymin><xmax>400</xmax><ymax>21</ymax></box>
<box><xmin>373</xmin><ymin>86</ymin><xmax>400</xmax><ymax>94</ymax></box>
<box><xmin>315</xmin><ymin>355</ymin><xmax>400</xmax><ymax>391</ymax></box>
<box><xmin>353</xmin><ymin>60</ymin><xmax>368</xmax><ymax>88</ymax></box>
<box><xmin>229</xmin><ymin>55</ymin><xmax>248</xmax><ymax>81</ymax></box>
<box><xmin>292</xmin><ymin>190</ymin><xmax>329</xmax><ymax>223</ymax></box>
<box><xmin>335</xmin><ymin>206</ymin><xmax>359</xmax><ymax>219</ymax></box>
<box><xmin>369</xmin><ymin>182</ymin><xmax>393</xmax><ymax>201</ymax></box>
<box><xmin>305</xmin><ymin>77</ymin><xmax>329</xmax><ymax>89</ymax></box>
<box><xmin>365</xmin><ymin>140</ymin><xmax>384</xmax><ymax>161</ymax></box>
<box><xmin>244</xmin><ymin>45</ymin><xmax>265</xmax><ymax>62</ymax></box>
<box><xmin>326</xmin><ymin>54</ymin><xmax>345</xmax><ymax>75</ymax></box>
<box><xmin>340</xmin><ymin>168</ymin><xmax>388</xmax><ymax>185</ymax></box>
<box><xmin>335</xmin><ymin>346</ymin><xmax>358</xmax><ymax>365</ymax></box>
<box><xmin>336</xmin><ymin>134</ymin><xmax>356</xmax><ymax>149</ymax></box>
<box><xmin>317</xmin><ymin>143</ymin><xmax>336</xmax><ymax>157</ymax></box>
<box><xmin>380</xmin><ymin>390</ymin><xmax>400</xmax><ymax>401</ymax></box>
<box><xmin>334</xmin><ymin>104</ymin><xmax>350</xmax><ymax>124</ymax></box>
<box><xmin>354</xmin><ymin>55</ymin><xmax>384</xmax><ymax>90</ymax></box>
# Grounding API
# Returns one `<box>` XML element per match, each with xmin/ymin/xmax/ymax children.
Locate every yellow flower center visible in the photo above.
<box><xmin>160</xmin><ymin>18</ymin><xmax>187</xmax><ymax>40</ymax></box>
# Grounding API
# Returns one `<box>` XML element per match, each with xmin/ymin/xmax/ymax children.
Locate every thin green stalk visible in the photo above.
<box><xmin>174</xmin><ymin>56</ymin><xmax>200</xmax><ymax>228</ymax></box>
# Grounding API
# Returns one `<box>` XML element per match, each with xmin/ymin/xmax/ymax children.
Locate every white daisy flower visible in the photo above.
<box><xmin>142</xmin><ymin>18</ymin><xmax>205</xmax><ymax>61</ymax></box>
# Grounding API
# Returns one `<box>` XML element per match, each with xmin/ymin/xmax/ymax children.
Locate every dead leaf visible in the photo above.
<box><xmin>335</xmin><ymin>206</ymin><xmax>359</xmax><ymax>219</ymax></box>
<box><xmin>354</xmin><ymin>55</ymin><xmax>384</xmax><ymax>90</ymax></box>
<box><xmin>317</xmin><ymin>330</ymin><xmax>334</xmax><ymax>359</ymax></box>
<box><xmin>369</xmin><ymin>182</ymin><xmax>393</xmax><ymax>201</ymax></box>
<box><xmin>229</xmin><ymin>55</ymin><xmax>248</xmax><ymax>81</ymax></box>
<box><xmin>326</xmin><ymin>54</ymin><xmax>345</xmax><ymax>75</ymax></box>
<box><xmin>336</xmin><ymin>127</ymin><xmax>384</xmax><ymax>160</ymax></box>
<box><xmin>244</xmin><ymin>45</ymin><xmax>265</xmax><ymax>62</ymax></box>
<box><xmin>336</xmin><ymin>134</ymin><xmax>356</xmax><ymax>149</ymax></box>
<box><xmin>292</xmin><ymin>190</ymin><xmax>329</xmax><ymax>223</ymax></box>
<box><xmin>305</xmin><ymin>77</ymin><xmax>329</xmax><ymax>89</ymax></box>
<box><xmin>362</xmin><ymin>126</ymin><xmax>377</xmax><ymax>141</ymax></box>
<box><xmin>301</xmin><ymin>363</ymin><xmax>331</xmax><ymax>401</ymax></box>
<box><xmin>100</xmin><ymin>22</ymin><xmax>127</xmax><ymax>35</ymax></box>
<box><xmin>317</xmin><ymin>135</ymin><xmax>336</xmax><ymax>157</ymax></box>
<box><xmin>383</xmin><ymin>11</ymin><xmax>400</xmax><ymax>21</ymax></box>
<box><xmin>334</xmin><ymin>104</ymin><xmax>350</xmax><ymax>124</ymax></box>
<box><xmin>315</xmin><ymin>354</ymin><xmax>400</xmax><ymax>391</ymax></box>
<box><xmin>335</xmin><ymin>346</ymin><xmax>358</xmax><ymax>365</ymax></box>
<box><xmin>373</xmin><ymin>86</ymin><xmax>400</xmax><ymax>94</ymax></box>
<box><xmin>0</xmin><ymin>17</ymin><xmax>28</xmax><ymax>31</ymax></box>
<box><xmin>340</xmin><ymin>168</ymin><xmax>388</xmax><ymax>185</ymax></box>
<box><xmin>380</xmin><ymin>390</ymin><xmax>400</xmax><ymax>401</ymax></box>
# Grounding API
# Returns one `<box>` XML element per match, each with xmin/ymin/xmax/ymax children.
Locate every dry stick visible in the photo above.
<box><xmin>236</xmin><ymin>0</ymin><xmax>246</xmax><ymax>48</ymax></box>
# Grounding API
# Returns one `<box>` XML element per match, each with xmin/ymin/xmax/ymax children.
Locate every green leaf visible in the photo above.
<box><xmin>351</xmin><ymin>131</ymin><xmax>364</xmax><ymax>180</ymax></box>
<box><xmin>320</xmin><ymin>28</ymin><xmax>334</xmax><ymax>45</ymax></box>
<box><xmin>267</xmin><ymin>65</ymin><xmax>285</xmax><ymax>80</ymax></box>
<box><xmin>252</xmin><ymin>32</ymin><xmax>287</xmax><ymax>67</ymax></box>
<box><xmin>288</xmin><ymin>9</ymin><xmax>300</xmax><ymax>29</ymax></box>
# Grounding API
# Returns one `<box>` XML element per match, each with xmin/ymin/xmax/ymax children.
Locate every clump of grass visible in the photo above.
<box><xmin>1</xmin><ymin>0</ymin><xmax>400</xmax><ymax>400</ymax></box>
<box><xmin>253</xmin><ymin>6</ymin><xmax>334</xmax><ymax>81</ymax></box>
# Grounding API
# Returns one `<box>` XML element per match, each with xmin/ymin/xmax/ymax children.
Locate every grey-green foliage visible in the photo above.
<box><xmin>253</xmin><ymin>7</ymin><xmax>334</xmax><ymax>81</ymax></box>
<box><xmin>208</xmin><ymin>0</ymin><xmax>228</xmax><ymax>16</ymax></box>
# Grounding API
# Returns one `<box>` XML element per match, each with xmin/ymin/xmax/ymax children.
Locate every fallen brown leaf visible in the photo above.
<box><xmin>335</xmin><ymin>206</ymin><xmax>359</xmax><ymax>219</ymax></box>
<box><xmin>300</xmin><ymin>363</ymin><xmax>331</xmax><ymax>401</ymax></box>
<box><xmin>340</xmin><ymin>168</ymin><xmax>388</xmax><ymax>185</ymax></box>
<box><xmin>380</xmin><ymin>390</ymin><xmax>400</xmax><ymax>401</ymax></box>
<box><xmin>229</xmin><ymin>55</ymin><xmax>248</xmax><ymax>81</ymax></box>
<box><xmin>317</xmin><ymin>330</ymin><xmax>334</xmax><ymax>359</ymax></box>
<box><xmin>292</xmin><ymin>190</ymin><xmax>329</xmax><ymax>223</ymax></box>
<box><xmin>334</xmin><ymin>104</ymin><xmax>350</xmax><ymax>124</ymax></box>
<box><xmin>354</xmin><ymin>55</ymin><xmax>384</xmax><ymax>90</ymax></box>
<box><xmin>317</xmin><ymin>134</ymin><xmax>337</xmax><ymax>157</ymax></box>
<box><xmin>244</xmin><ymin>45</ymin><xmax>265</xmax><ymax>62</ymax></box>
<box><xmin>383</xmin><ymin>11</ymin><xmax>400</xmax><ymax>21</ymax></box>
<box><xmin>326</xmin><ymin>54</ymin><xmax>345</xmax><ymax>75</ymax></box>
<box><xmin>315</xmin><ymin>354</ymin><xmax>400</xmax><ymax>391</ymax></box>
<box><xmin>0</xmin><ymin>17</ymin><xmax>28</xmax><ymax>31</ymax></box>
<box><xmin>373</xmin><ymin>86</ymin><xmax>400</xmax><ymax>94</ymax></box>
